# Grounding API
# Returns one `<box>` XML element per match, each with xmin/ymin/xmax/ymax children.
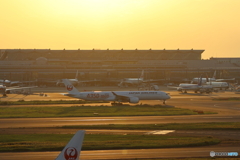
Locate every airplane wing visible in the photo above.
<box><xmin>112</xmin><ymin>91</ymin><xmax>132</xmax><ymax>101</ymax></box>
<box><xmin>215</xmin><ymin>78</ymin><xmax>235</xmax><ymax>82</ymax></box>
<box><xmin>6</xmin><ymin>86</ymin><xmax>38</xmax><ymax>91</ymax></box>
<box><xmin>167</xmin><ymin>85</ymin><xmax>179</xmax><ymax>89</ymax></box>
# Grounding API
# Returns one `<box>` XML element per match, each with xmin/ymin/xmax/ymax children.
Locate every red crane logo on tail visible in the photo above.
<box><xmin>67</xmin><ymin>85</ymin><xmax>73</xmax><ymax>91</ymax></box>
<box><xmin>64</xmin><ymin>147</ymin><xmax>78</xmax><ymax>160</ymax></box>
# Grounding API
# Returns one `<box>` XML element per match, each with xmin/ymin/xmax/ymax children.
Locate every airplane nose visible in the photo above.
<box><xmin>165</xmin><ymin>93</ymin><xmax>171</xmax><ymax>99</ymax></box>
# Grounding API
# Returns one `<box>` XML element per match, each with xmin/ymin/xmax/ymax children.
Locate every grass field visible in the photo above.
<box><xmin>0</xmin><ymin>100</ymin><xmax>104</xmax><ymax>105</ymax></box>
<box><xmin>0</xmin><ymin>105</ymin><xmax>216</xmax><ymax>118</ymax></box>
<box><xmin>0</xmin><ymin>134</ymin><xmax>220</xmax><ymax>152</ymax></box>
<box><xmin>62</xmin><ymin>122</ymin><xmax>240</xmax><ymax>130</ymax></box>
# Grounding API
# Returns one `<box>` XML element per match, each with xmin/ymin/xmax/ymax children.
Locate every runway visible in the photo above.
<box><xmin>1</xmin><ymin>92</ymin><xmax>240</xmax><ymax>128</ymax></box>
<box><xmin>0</xmin><ymin>89</ymin><xmax>240</xmax><ymax>159</ymax></box>
<box><xmin>1</xmin><ymin>146</ymin><xmax>239</xmax><ymax>160</ymax></box>
<box><xmin>1</xmin><ymin>115</ymin><xmax>240</xmax><ymax>128</ymax></box>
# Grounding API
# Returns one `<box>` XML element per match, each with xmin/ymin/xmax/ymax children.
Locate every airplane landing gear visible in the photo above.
<box><xmin>163</xmin><ymin>100</ymin><xmax>166</xmax><ymax>105</ymax></box>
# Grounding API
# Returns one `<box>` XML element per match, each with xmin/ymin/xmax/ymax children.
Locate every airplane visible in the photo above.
<box><xmin>205</xmin><ymin>74</ymin><xmax>229</xmax><ymax>90</ymax></box>
<box><xmin>55</xmin><ymin>130</ymin><xmax>85</xmax><ymax>160</ymax></box>
<box><xmin>0</xmin><ymin>79</ymin><xmax>20</xmax><ymax>86</ymax></box>
<box><xmin>56</xmin><ymin>70</ymin><xmax>101</xmax><ymax>87</ymax></box>
<box><xmin>191</xmin><ymin>71</ymin><xmax>216</xmax><ymax>84</ymax></box>
<box><xmin>0</xmin><ymin>84</ymin><xmax>37</xmax><ymax>96</ymax></box>
<box><xmin>170</xmin><ymin>75</ymin><xmax>213</xmax><ymax>94</ymax></box>
<box><xmin>191</xmin><ymin>71</ymin><xmax>235</xmax><ymax>84</ymax></box>
<box><xmin>57</xmin><ymin>70</ymin><xmax>79</xmax><ymax>87</ymax></box>
<box><xmin>118</xmin><ymin>70</ymin><xmax>144</xmax><ymax>87</ymax></box>
<box><xmin>62</xmin><ymin>79</ymin><xmax>170</xmax><ymax>104</ymax></box>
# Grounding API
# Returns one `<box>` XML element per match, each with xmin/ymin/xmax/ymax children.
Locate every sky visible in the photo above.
<box><xmin>0</xmin><ymin>0</ymin><xmax>240</xmax><ymax>59</ymax></box>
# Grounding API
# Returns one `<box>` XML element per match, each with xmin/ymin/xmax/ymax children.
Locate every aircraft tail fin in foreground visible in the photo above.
<box><xmin>62</xmin><ymin>79</ymin><xmax>80</xmax><ymax>94</ymax></box>
<box><xmin>55</xmin><ymin>130</ymin><xmax>85</xmax><ymax>160</ymax></box>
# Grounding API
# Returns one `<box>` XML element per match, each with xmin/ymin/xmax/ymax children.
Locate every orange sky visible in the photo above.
<box><xmin>0</xmin><ymin>0</ymin><xmax>240</xmax><ymax>59</ymax></box>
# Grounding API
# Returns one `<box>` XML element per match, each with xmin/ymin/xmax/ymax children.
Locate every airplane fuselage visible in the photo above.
<box><xmin>177</xmin><ymin>83</ymin><xmax>213</xmax><ymax>91</ymax></box>
<box><xmin>206</xmin><ymin>82</ymin><xmax>229</xmax><ymax>89</ymax></box>
<box><xmin>120</xmin><ymin>78</ymin><xmax>143</xmax><ymax>85</ymax></box>
<box><xmin>178</xmin><ymin>84</ymin><xmax>201</xmax><ymax>90</ymax></box>
<box><xmin>191</xmin><ymin>78</ymin><xmax>215</xmax><ymax>84</ymax></box>
<box><xmin>65</xmin><ymin>91</ymin><xmax>170</xmax><ymax>102</ymax></box>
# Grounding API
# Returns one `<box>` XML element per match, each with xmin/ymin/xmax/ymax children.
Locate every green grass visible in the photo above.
<box><xmin>0</xmin><ymin>105</ymin><xmax>215</xmax><ymax>118</ymax></box>
<box><xmin>0</xmin><ymin>134</ymin><xmax>220</xmax><ymax>152</ymax></box>
<box><xmin>62</xmin><ymin>122</ymin><xmax>240</xmax><ymax>130</ymax></box>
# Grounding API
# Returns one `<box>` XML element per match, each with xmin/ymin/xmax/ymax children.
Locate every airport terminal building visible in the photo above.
<box><xmin>0</xmin><ymin>49</ymin><xmax>239</xmax><ymax>85</ymax></box>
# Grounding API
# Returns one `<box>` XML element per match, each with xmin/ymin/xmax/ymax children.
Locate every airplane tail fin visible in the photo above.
<box><xmin>206</xmin><ymin>73</ymin><xmax>212</xmax><ymax>85</ymax></box>
<box><xmin>75</xmin><ymin>70</ymin><xmax>79</xmax><ymax>80</ymax></box>
<box><xmin>206</xmin><ymin>73</ymin><xmax>209</xmax><ymax>82</ymax></box>
<box><xmin>212</xmin><ymin>70</ymin><xmax>216</xmax><ymax>79</ymax></box>
<box><xmin>198</xmin><ymin>75</ymin><xmax>203</xmax><ymax>86</ymax></box>
<box><xmin>55</xmin><ymin>130</ymin><xmax>85</xmax><ymax>160</ymax></box>
<box><xmin>62</xmin><ymin>79</ymin><xmax>80</xmax><ymax>94</ymax></box>
<box><xmin>140</xmin><ymin>70</ymin><xmax>144</xmax><ymax>80</ymax></box>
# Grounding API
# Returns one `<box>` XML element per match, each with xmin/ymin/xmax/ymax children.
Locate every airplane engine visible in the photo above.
<box><xmin>129</xmin><ymin>97</ymin><xmax>139</xmax><ymax>103</ymax></box>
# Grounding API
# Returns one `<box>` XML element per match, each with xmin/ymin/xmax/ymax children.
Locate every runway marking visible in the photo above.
<box><xmin>52</xmin><ymin>119</ymin><xmax>127</xmax><ymax>121</ymax></box>
<box><xmin>145</xmin><ymin>130</ymin><xmax>175</xmax><ymax>135</ymax></box>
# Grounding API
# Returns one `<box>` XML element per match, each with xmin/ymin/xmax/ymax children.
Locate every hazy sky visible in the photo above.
<box><xmin>1</xmin><ymin>0</ymin><xmax>240</xmax><ymax>59</ymax></box>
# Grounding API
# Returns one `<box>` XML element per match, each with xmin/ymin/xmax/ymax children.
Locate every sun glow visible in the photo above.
<box><xmin>44</xmin><ymin>0</ymin><xmax>147</xmax><ymax>18</ymax></box>
<box><xmin>1</xmin><ymin>0</ymin><xmax>240</xmax><ymax>58</ymax></box>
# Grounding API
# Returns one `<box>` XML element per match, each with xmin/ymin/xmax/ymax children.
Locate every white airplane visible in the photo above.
<box><xmin>0</xmin><ymin>84</ymin><xmax>37</xmax><ymax>96</ymax></box>
<box><xmin>118</xmin><ymin>70</ymin><xmax>144</xmax><ymax>87</ymax></box>
<box><xmin>55</xmin><ymin>130</ymin><xmax>85</xmax><ymax>160</ymax></box>
<box><xmin>191</xmin><ymin>71</ymin><xmax>217</xmax><ymax>84</ymax></box>
<box><xmin>57</xmin><ymin>70</ymin><xmax>79</xmax><ymax>86</ymax></box>
<box><xmin>170</xmin><ymin>75</ymin><xmax>213</xmax><ymax>94</ymax></box>
<box><xmin>206</xmin><ymin>81</ymin><xmax>229</xmax><ymax>90</ymax></box>
<box><xmin>0</xmin><ymin>79</ymin><xmax>20</xmax><ymax>86</ymax></box>
<box><xmin>205</xmin><ymin>75</ymin><xmax>229</xmax><ymax>90</ymax></box>
<box><xmin>62</xmin><ymin>79</ymin><xmax>170</xmax><ymax>104</ymax></box>
<box><xmin>191</xmin><ymin>71</ymin><xmax>235</xmax><ymax>84</ymax></box>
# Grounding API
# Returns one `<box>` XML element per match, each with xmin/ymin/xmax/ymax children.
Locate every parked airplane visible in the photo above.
<box><xmin>0</xmin><ymin>84</ymin><xmax>37</xmax><ymax>96</ymax></box>
<box><xmin>170</xmin><ymin>75</ymin><xmax>213</xmax><ymax>94</ymax></box>
<box><xmin>57</xmin><ymin>70</ymin><xmax>79</xmax><ymax>86</ymax></box>
<box><xmin>62</xmin><ymin>79</ymin><xmax>170</xmax><ymax>104</ymax></box>
<box><xmin>191</xmin><ymin>71</ymin><xmax>216</xmax><ymax>84</ymax></box>
<box><xmin>0</xmin><ymin>79</ymin><xmax>20</xmax><ymax>86</ymax></box>
<box><xmin>205</xmin><ymin>79</ymin><xmax>229</xmax><ymax>90</ymax></box>
<box><xmin>55</xmin><ymin>130</ymin><xmax>85</xmax><ymax>160</ymax></box>
<box><xmin>56</xmin><ymin>70</ymin><xmax>101</xmax><ymax>87</ymax></box>
<box><xmin>118</xmin><ymin>70</ymin><xmax>144</xmax><ymax>87</ymax></box>
<box><xmin>191</xmin><ymin>71</ymin><xmax>235</xmax><ymax>84</ymax></box>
